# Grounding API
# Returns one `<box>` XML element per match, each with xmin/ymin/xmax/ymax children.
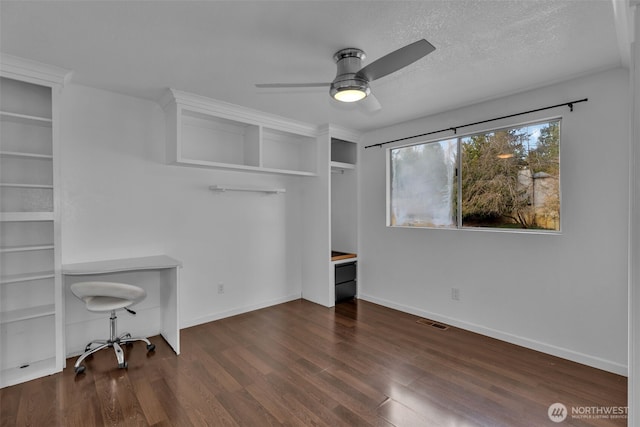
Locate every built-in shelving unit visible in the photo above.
<box><xmin>0</xmin><ymin>54</ymin><xmax>70</xmax><ymax>388</ymax></box>
<box><xmin>162</xmin><ymin>89</ymin><xmax>319</xmax><ymax>176</ymax></box>
<box><xmin>301</xmin><ymin>125</ymin><xmax>361</xmax><ymax>307</ymax></box>
<box><xmin>330</xmin><ymin>136</ymin><xmax>359</xmax><ymax>303</ymax></box>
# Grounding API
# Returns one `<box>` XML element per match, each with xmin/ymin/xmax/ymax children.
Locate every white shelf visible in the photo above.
<box><xmin>0</xmin><ymin>244</ymin><xmax>54</xmax><ymax>253</ymax></box>
<box><xmin>0</xmin><ymin>110</ymin><xmax>52</xmax><ymax>126</ymax></box>
<box><xmin>0</xmin><ymin>151</ymin><xmax>53</xmax><ymax>160</ymax></box>
<box><xmin>331</xmin><ymin>161</ymin><xmax>356</xmax><ymax>170</ymax></box>
<box><xmin>0</xmin><ymin>357</ymin><xmax>58</xmax><ymax>389</ymax></box>
<box><xmin>0</xmin><ymin>183</ymin><xmax>54</xmax><ymax>189</ymax></box>
<box><xmin>175</xmin><ymin>158</ymin><xmax>316</xmax><ymax>176</ymax></box>
<box><xmin>209</xmin><ymin>185</ymin><xmax>286</xmax><ymax>194</ymax></box>
<box><xmin>0</xmin><ymin>304</ymin><xmax>55</xmax><ymax>324</ymax></box>
<box><xmin>0</xmin><ymin>212</ymin><xmax>55</xmax><ymax>222</ymax></box>
<box><xmin>0</xmin><ymin>271</ymin><xmax>55</xmax><ymax>285</ymax></box>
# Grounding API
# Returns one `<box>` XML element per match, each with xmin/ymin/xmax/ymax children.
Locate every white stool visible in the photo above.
<box><xmin>70</xmin><ymin>281</ymin><xmax>155</xmax><ymax>374</ymax></box>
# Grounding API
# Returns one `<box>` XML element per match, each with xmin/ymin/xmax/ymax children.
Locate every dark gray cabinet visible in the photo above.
<box><xmin>335</xmin><ymin>261</ymin><xmax>356</xmax><ymax>302</ymax></box>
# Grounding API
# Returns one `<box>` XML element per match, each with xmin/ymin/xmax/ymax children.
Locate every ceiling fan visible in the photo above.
<box><xmin>255</xmin><ymin>39</ymin><xmax>435</xmax><ymax>112</ymax></box>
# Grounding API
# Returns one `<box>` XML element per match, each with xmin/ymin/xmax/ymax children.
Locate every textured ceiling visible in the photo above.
<box><xmin>0</xmin><ymin>1</ymin><xmax>623</xmax><ymax>132</ymax></box>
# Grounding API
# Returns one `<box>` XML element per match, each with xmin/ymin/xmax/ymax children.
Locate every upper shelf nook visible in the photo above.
<box><xmin>162</xmin><ymin>89</ymin><xmax>319</xmax><ymax>176</ymax></box>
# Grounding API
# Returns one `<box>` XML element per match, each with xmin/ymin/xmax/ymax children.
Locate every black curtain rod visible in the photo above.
<box><xmin>363</xmin><ymin>98</ymin><xmax>588</xmax><ymax>149</ymax></box>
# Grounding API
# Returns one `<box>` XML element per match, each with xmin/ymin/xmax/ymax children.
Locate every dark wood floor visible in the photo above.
<box><xmin>1</xmin><ymin>299</ymin><xmax>628</xmax><ymax>426</ymax></box>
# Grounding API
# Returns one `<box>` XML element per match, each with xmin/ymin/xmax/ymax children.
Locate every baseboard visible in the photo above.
<box><xmin>358</xmin><ymin>293</ymin><xmax>628</xmax><ymax>376</ymax></box>
<box><xmin>181</xmin><ymin>293</ymin><xmax>302</xmax><ymax>329</ymax></box>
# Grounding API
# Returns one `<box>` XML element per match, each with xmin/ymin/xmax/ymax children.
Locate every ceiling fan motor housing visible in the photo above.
<box><xmin>330</xmin><ymin>48</ymin><xmax>370</xmax><ymax>100</ymax></box>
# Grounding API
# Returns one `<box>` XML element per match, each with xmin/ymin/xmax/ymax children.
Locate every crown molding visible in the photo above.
<box><xmin>0</xmin><ymin>53</ymin><xmax>72</xmax><ymax>87</ymax></box>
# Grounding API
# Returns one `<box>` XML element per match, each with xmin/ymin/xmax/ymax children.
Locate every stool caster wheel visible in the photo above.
<box><xmin>147</xmin><ymin>343</ymin><xmax>155</xmax><ymax>352</ymax></box>
<box><xmin>75</xmin><ymin>365</ymin><xmax>86</xmax><ymax>375</ymax></box>
<box><xmin>118</xmin><ymin>361</ymin><xmax>128</xmax><ymax>369</ymax></box>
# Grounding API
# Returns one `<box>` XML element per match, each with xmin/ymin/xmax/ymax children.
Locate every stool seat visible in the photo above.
<box><xmin>70</xmin><ymin>281</ymin><xmax>154</xmax><ymax>374</ymax></box>
<box><xmin>71</xmin><ymin>281</ymin><xmax>146</xmax><ymax>312</ymax></box>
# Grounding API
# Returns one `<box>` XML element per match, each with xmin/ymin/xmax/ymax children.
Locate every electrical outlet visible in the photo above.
<box><xmin>217</xmin><ymin>283</ymin><xmax>225</xmax><ymax>294</ymax></box>
<box><xmin>451</xmin><ymin>287</ymin><xmax>461</xmax><ymax>301</ymax></box>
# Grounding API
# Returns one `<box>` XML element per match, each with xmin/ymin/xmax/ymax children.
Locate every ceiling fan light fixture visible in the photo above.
<box><xmin>333</xmin><ymin>88</ymin><xmax>368</xmax><ymax>102</ymax></box>
<box><xmin>330</xmin><ymin>78</ymin><xmax>370</xmax><ymax>103</ymax></box>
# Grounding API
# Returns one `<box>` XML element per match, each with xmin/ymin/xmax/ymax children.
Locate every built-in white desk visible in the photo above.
<box><xmin>62</xmin><ymin>255</ymin><xmax>181</xmax><ymax>356</ymax></box>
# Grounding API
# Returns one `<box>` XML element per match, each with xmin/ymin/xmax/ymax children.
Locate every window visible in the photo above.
<box><xmin>389</xmin><ymin>120</ymin><xmax>560</xmax><ymax>231</ymax></box>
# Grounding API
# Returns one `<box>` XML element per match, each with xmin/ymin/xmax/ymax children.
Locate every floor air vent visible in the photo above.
<box><xmin>416</xmin><ymin>318</ymin><xmax>449</xmax><ymax>330</ymax></box>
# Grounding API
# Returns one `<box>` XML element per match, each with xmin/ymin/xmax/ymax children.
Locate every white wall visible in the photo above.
<box><xmin>359</xmin><ymin>67</ymin><xmax>630</xmax><ymax>375</ymax></box>
<box><xmin>59</xmin><ymin>84</ymin><xmax>303</xmax><ymax>331</ymax></box>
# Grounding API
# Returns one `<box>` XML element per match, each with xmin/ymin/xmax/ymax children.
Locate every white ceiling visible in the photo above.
<box><xmin>0</xmin><ymin>1</ymin><xmax>624</xmax><ymax>132</ymax></box>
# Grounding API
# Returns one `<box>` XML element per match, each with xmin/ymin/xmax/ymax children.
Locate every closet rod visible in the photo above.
<box><xmin>364</xmin><ymin>98</ymin><xmax>588</xmax><ymax>149</ymax></box>
<box><xmin>209</xmin><ymin>185</ymin><xmax>286</xmax><ymax>194</ymax></box>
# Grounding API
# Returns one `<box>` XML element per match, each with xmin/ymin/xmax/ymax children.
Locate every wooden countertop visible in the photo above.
<box><xmin>331</xmin><ymin>251</ymin><xmax>357</xmax><ymax>261</ymax></box>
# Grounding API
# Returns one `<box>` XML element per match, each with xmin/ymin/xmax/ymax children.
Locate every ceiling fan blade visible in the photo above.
<box><xmin>360</xmin><ymin>93</ymin><xmax>382</xmax><ymax>112</ymax></box>
<box><xmin>255</xmin><ymin>83</ymin><xmax>330</xmax><ymax>88</ymax></box>
<box><xmin>356</xmin><ymin>39</ymin><xmax>435</xmax><ymax>82</ymax></box>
